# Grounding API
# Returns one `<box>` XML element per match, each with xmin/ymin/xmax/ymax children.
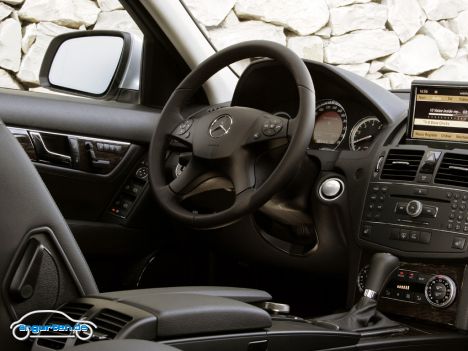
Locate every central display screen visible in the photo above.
<box><xmin>408</xmin><ymin>82</ymin><xmax>468</xmax><ymax>143</ymax></box>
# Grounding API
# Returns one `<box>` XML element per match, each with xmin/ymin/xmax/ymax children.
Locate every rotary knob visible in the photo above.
<box><xmin>425</xmin><ymin>275</ymin><xmax>456</xmax><ymax>308</ymax></box>
<box><xmin>406</xmin><ymin>200</ymin><xmax>423</xmax><ymax>217</ymax></box>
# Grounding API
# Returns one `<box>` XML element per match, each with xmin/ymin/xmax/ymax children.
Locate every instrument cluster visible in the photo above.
<box><xmin>309</xmin><ymin>99</ymin><xmax>384</xmax><ymax>151</ymax></box>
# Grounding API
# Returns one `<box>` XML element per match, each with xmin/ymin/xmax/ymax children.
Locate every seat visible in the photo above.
<box><xmin>0</xmin><ymin>122</ymin><xmax>270</xmax><ymax>350</ymax></box>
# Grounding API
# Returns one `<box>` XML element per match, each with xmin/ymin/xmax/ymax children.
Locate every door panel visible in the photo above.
<box><xmin>1</xmin><ymin>88</ymin><xmax>162</xmax><ymax>291</ymax></box>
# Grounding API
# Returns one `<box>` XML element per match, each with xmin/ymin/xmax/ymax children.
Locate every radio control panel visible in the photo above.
<box><xmin>360</xmin><ymin>182</ymin><xmax>468</xmax><ymax>255</ymax></box>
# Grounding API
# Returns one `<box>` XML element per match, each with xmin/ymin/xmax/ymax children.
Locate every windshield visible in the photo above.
<box><xmin>182</xmin><ymin>0</ymin><xmax>468</xmax><ymax>90</ymax></box>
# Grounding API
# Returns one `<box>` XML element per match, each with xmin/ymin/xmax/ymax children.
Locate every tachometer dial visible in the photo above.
<box><xmin>349</xmin><ymin>117</ymin><xmax>383</xmax><ymax>151</ymax></box>
<box><xmin>312</xmin><ymin>100</ymin><xmax>348</xmax><ymax>150</ymax></box>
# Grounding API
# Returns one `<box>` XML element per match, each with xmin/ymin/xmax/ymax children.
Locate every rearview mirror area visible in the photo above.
<box><xmin>40</xmin><ymin>30</ymin><xmax>142</xmax><ymax>101</ymax></box>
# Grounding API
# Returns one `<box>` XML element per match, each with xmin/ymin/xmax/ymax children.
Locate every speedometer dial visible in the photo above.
<box><xmin>312</xmin><ymin>100</ymin><xmax>347</xmax><ymax>150</ymax></box>
<box><xmin>349</xmin><ymin>117</ymin><xmax>383</xmax><ymax>151</ymax></box>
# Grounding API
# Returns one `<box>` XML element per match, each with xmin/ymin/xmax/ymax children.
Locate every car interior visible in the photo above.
<box><xmin>1</xmin><ymin>2</ymin><xmax>468</xmax><ymax>351</ymax></box>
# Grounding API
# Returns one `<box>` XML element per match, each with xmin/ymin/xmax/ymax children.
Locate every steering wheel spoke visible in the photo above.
<box><xmin>168</xmin><ymin>157</ymin><xmax>207</xmax><ymax>195</ymax></box>
<box><xmin>168</xmin><ymin>117</ymin><xmax>196</xmax><ymax>147</ymax></box>
<box><xmin>226</xmin><ymin>150</ymin><xmax>256</xmax><ymax>195</ymax></box>
<box><xmin>243</xmin><ymin>113</ymin><xmax>289</xmax><ymax>147</ymax></box>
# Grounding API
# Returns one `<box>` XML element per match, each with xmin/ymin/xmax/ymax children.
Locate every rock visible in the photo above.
<box><xmin>329</xmin><ymin>3</ymin><xmax>387</xmax><ymax>36</ymax></box>
<box><xmin>326</xmin><ymin>0</ymin><xmax>370</xmax><ymax>8</ymax></box>
<box><xmin>385</xmin><ymin>72</ymin><xmax>416</xmax><ymax>89</ymax></box>
<box><xmin>17</xmin><ymin>34</ymin><xmax>53</xmax><ymax>85</ymax></box>
<box><xmin>0</xmin><ymin>3</ymin><xmax>13</xmax><ymax>21</ymax></box>
<box><xmin>94</xmin><ymin>10</ymin><xmax>143</xmax><ymax>38</ymax></box>
<box><xmin>97</xmin><ymin>0</ymin><xmax>123</xmax><ymax>12</ymax></box>
<box><xmin>384</xmin><ymin>35</ymin><xmax>445</xmax><ymax>75</ymax></box>
<box><xmin>369</xmin><ymin>60</ymin><xmax>385</xmax><ymax>74</ymax></box>
<box><xmin>370</xmin><ymin>77</ymin><xmax>391</xmax><ymax>90</ymax></box>
<box><xmin>316</xmin><ymin>26</ymin><xmax>331</xmax><ymax>39</ymax></box>
<box><xmin>337</xmin><ymin>63</ymin><xmax>370</xmax><ymax>76</ymax></box>
<box><xmin>0</xmin><ymin>19</ymin><xmax>22</xmax><ymax>72</ymax></box>
<box><xmin>420</xmin><ymin>21</ymin><xmax>459</xmax><ymax>59</ymax></box>
<box><xmin>418</xmin><ymin>0</ymin><xmax>466</xmax><ymax>21</ymax></box>
<box><xmin>383</xmin><ymin>0</ymin><xmax>427</xmax><ymax>43</ymax></box>
<box><xmin>21</xmin><ymin>23</ymin><xmax>37</xmax><ymax>54</ymax></box>
<box><xmin>220</xmin><ymin>10</ymin><xmax>239</xmax><ymax>28</ymax></box>
<box><xmin>0</xmin><ymin>68</ymin><xmax>22</xmax><ymax>89</ymax></box>
<box><xmin>183</xmin><ymin>0</ymin><xmax>235</xmax><ymax>27</ymax></box>
<box><xmin>366</xmin><ymin>72</ymin><xmax>383</xmax><ymax>80</ymax></box>
<box><xmin>429</xmin><ymin>55</ymin><xmax>468</xmax><ymax>81</ymax></box>
<box><xmin>324</xmin><ymin>29</ymin><xmax>400</xmax><ymax>64</ymax></box>
<box><xmin>2</xmin><ymin>0</ymin><xmax>24</xmax><ymax>5</ymax></box>
<box><xmin>18</xmin><ymin>0</ymin><xmax>101</xmax><ymax>29</ymax></box>
<box><xmin>37</xmin><ymin>22</ymin><xmax>76</xmax><ymax>36</ymax></box>
<box><xmin>235</xmin><ymin>0</ymin><xmax>329</xmax><ymax>35</ymax></box>
<box><xmin>287</xmin><ymin>36</ymin><xmax>323</xmax><ymax>62</ymax></box>
<box><xmin>446</xmin><ymin>10</ymin><xmax>468</xmax><ymax>43</ymax></box>
<box><xmin>208</xmin><ymin>20</ymin><xmax>286</xmax><ymax>50</ymax></box>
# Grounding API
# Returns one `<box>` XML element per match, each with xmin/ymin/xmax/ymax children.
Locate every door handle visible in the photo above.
<box><xmin>30</xmin><ymin>131</ymin><xmax>72</xmax><ymax>165</ymax></box>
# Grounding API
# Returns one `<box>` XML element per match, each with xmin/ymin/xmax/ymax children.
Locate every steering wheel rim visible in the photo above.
<box><xmin>149</xmin><ymin>40</ymin><xmax>316</xmax><ymax>229</ymax></box>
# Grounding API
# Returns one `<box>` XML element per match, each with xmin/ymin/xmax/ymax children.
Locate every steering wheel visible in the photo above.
<box><xmin>149</xmin><ymin>40</ymin><xmax>315</xmax><ymax>228</ymax></box>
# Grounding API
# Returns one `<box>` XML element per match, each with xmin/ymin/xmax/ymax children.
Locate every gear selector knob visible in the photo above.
<box><xmin>364</xmin><ymin>253</ymin><xmax>399</xmax><ymax>300</ymax></box>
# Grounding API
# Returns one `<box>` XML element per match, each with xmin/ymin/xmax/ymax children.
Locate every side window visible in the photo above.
<box><xmin>0</xmin><ymin>0</ymin><xmax>143</xmax><ymax>97</ymax></box>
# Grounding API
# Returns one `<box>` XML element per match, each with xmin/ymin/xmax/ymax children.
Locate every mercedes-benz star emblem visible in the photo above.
<box><xmin>209</xmin><ymin>114</ymin><xmax>233</xmax><ymax>138</ymax></box>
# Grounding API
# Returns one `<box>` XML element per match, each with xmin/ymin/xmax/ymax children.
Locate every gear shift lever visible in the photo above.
<box><xmin>313</xmin><ymin>253</ymin><xmax>403</xmax><ymax>333</ymax></box>
<box><xmin>363</xmin><ymin>253</ymin><xmax>400</xmax><ymax>300</ymax></box>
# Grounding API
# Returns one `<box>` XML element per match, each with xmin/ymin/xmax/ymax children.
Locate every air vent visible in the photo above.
<box><xmin>89</xmin><ymin>309</ymin><xmax>132</xmax><ymax>340</ymax></box>
<box><xmin>435</xmin><ymin>153</ymin><xmax>468</xmax><ymax>187</ymax></box>
<box><xmin>381</xmin><ymin>149</ymin><xmax>424</xmax><ymax>181</ymax></box>
<box><xmin>37</xmin><ymin>303</ymin><xmax>92</xmax><ymax>350</ymax></box>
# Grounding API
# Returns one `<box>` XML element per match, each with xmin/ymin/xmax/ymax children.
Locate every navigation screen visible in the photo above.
<box><xmin>409</xmin><ymin>84</ymin><xmax>468</xmax><ymax>143</ymax></box>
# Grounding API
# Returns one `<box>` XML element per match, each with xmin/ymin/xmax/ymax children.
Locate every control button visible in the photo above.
<box><xmin>452</xmin><ymin>203</ymin><xmax>458</xmax><ymax>210</ymax></box>
<box><xmin>399</xmin><ymin>230</ymin><xmax>409</xmax><ymax>241</ymax></box>
<box><xmin>381</xmin><ymin>186</ymin><xmax>388</xmax><ymax>192</ymax></box>
<box><xmin>419</xmin><ymin>231</ymin><xmax>432</xmax><ymax>244</ymax></box>
<box><xmin>406</xmin><ymin>200</ymin><xmax>423</xmax><ymax>217</ymax></box>
<box><xmin>461</xmin><ymin>204</ymin><xmax>467</xmax><ymax>211</ymax></box>
<box><xmin>455</xmin><ymin>193</ymin><xmax>460</xmax><ymax>199</ymax></box>
<box><xmin>450</xmin><ymin>212</ymin><xmax>455</xmax><ymax>219</ymax></box>
<box><xmin>409</xmin><ymin>231</ymin><xmax>420</xmax><ymax>242</ymax></box>
<box><xmin>447</xmin><ymin>192</ymin><xmax>452</xmax><ymax>199</ymax></box>
<box><xmin>383</xmin><ymin>288</ymin><xmax>393</xmax><ymax>298</ymax></box>
<box><xmin>262</xmin><ymin>118</ymin><xmax>283</xmax><ymax>136</ymax></box>
<box><xmin>370</xmin><ymin>194</ymin><xmax>377</xmax><ymax>200</ymax></box>
<box><xmin>390</xmin><ymin>228</ymin><xmax>400</xmax><ymax>240</ymax></box>
<box><xmin>452</xmin><ymin>237</ymin><xmax>466</xmax><ymax>250</ymax></box>
<box><xmin>417</xmin><ymin>274</ymin><xmax>429</xmax><ymax>284</ymax></box>
<box><xmin>403</xmin><ymin>292</ymin><xmax>413</xmax><ymax>301</ymax></box>
<box><xmin>397</xmin><ymin>270</ymin><xmax>407</xmax><ymax>280</ymax></box>
<box><xmin>448</xmin><ymin>223</ymin><xmax>454</xmax><ymax>230</ymax></box>
<box><xmin>414</xmin><ymin>293</ymin><xmax>425</xmax><ymax>303</ymax></box>
<box><xmin>319</xmin><ymin>178</ymin><xmax>344</xmax><ymax>201</ymax></box>
<box><xmin>361</xmin><ymin>225</ymin><xmax>372</xmax><ymax>238</ymax></box>
<box><xmin>407</xmin><ymin>272</ymin><xmax>417</xmax><ymax>281</ymax></box>
<box><xmin>421</xmin><ymin>206</ymin><xmax>437</xmax><ymax>218</ymax></box>
<box><xmin>456</xmin><ymin>224</ymin><xmax>461</xmax><ymax>231</ymax></box>
<box><xmin>97</xmin><ymin>142</ymin><xmax>103</xmax><ymax>151</ymax></box>
<box><xmin>414</xmin><ymin>188</ymin><xmax>428</xmax><ymax>195</ymax></box>
<box><xmin>395</xmin><ymin>202</ymin><xmax>407</xmax><ymax>214</ymax></box>
<box><xmin>417</xmin><ymin>174</ymin><xmax>432</xmax><ymax>183</ymax></box>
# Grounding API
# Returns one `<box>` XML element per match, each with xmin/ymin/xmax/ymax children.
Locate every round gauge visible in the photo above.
<box><xmin>349</xmin><ymin>117</ymin><xmax>383</xmax><ymax>151</ymax></box>
<box><xmin>312</xmin><ymin>100</ymin><xmax>347</xmax><ymax>150</ymax></box>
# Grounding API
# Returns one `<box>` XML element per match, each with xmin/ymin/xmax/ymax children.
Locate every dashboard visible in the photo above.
<box><xmin>232</xmin><ymin>60</ymin><xmax>386</xmax><ymax>151</ymax></box>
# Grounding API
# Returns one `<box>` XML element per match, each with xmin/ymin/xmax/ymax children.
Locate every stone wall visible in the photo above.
<box><xmin>184</xmin><ymin>0</ymin><xmax>468</xmax><ymax>90</ymax></box>
<box><xmin>0</xmin><ymin>0</ymin><xmax>142</xmax><ymax>92</ymax></box>
<box><xmin>2</xmin><ymin>1</ymin><xmax>467</xmax><ymax>93</ymax></box>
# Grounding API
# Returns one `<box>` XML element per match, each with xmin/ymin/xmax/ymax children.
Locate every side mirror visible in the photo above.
<box><xmin>40</xmin><ymin>30</ymin><xmax>142</xmax><ymax>101</ymax></box>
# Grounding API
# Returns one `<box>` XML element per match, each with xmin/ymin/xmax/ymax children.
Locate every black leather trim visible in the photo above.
<box><xmin>98</xmin><ymin>286</ymin><xmax>272</xmax><ymax>304</ymax></box>
<box><xmin>69</xmin><ymin>339</ymin><xmax>180</xmax><ymax>351</ymax></box>
<box><xmin>111</xmin><ymin>293</ymin><xmax>272</xmax><ymax>337</ymax></box>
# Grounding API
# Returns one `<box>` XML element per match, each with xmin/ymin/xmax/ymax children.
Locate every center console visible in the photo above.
<box><xmin>357</xmin><ymin>81</ymin><xmax>468</xmax><ymax>331</ymax></box>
